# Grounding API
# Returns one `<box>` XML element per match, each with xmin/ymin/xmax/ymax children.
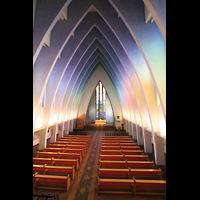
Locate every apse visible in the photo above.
<box><xmin>86</xmin><ymin>80</ymin><xmax>114</xmax><ymax>125</ymax></box>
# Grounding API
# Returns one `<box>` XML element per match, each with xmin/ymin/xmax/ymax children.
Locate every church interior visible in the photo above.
<box><xmin>33</xmin><ymin>0</ymin><xmax>166</xmax><ymax>199</ymax></box>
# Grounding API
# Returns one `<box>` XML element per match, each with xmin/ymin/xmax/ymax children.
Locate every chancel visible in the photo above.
<box><xmin>33</xmin><ymin>0</ymin><xmax>166</xmax><ymax>199</ymax></box>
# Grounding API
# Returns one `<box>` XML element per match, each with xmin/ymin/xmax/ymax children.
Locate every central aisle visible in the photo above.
<box><xmin>66</xmin><ymin>124</ymin><xmax>102</xmax><ymax>200</ymax></box>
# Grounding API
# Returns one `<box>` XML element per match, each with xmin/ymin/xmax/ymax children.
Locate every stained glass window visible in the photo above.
<box><xmin>95</xmin><ymin>81</ymin><xmax>106</xmax><ymax>120</ymax></box>
<box><xmin>42</xmin><ymin>89</ymin><xmax>45</xmax><ymax>107</ymax></box>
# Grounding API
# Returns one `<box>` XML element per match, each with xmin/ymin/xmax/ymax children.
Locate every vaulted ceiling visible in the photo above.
<box><xmin>33</xmin><ymin>0</ymin><xmax>166</xmax><ymax>138</ymax></box>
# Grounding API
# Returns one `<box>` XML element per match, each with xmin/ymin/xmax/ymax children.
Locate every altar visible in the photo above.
<box><xmin>95</xmin><ymin>119</ymin><xmax>106</xmax><ymax>124</ymax></box>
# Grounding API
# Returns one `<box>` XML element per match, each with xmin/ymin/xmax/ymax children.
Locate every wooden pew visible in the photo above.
<box><xmin>49</xmin><ymin>144</ymin><xmax>86</xmax><ymax>154</ymax></box>
<box><xmin>130</xmin><ymin>168</ymin><xmax>162</xmax><ymax>179</ymax></box>
<box><xmin>100</xmin><ymin>155</ymin><xmax>125</xmax><ymax>161</ymax></box>
<box><xmin>133</xmin><ymin>178</ymin><xmax>166</xmax><ymax>195</ymax></box>
<box><xmin>33</xmin><ymin>164</ymin><xmax>75</xmax><ymax>179</ymax></box>
<box><xmin>99</xmin><ymin>160</ymin><xmax>155</xmax><ymax>169</ymax></box>
<box><xmin>99</xmin><ymin>168</ymin><xmax>130</xmax><ymax>179</ymax></box>
<box><xmin>102</xmin><ymin>140</ymin><xmax>136</xmax><ymax>143</ymax></box>
<box><xmin>52</xmin><ymin>143</ymin><xmax>86</xmax><ymax>154</ymax></box>
<box><xmin>101</xmin><ymin>143</ymin><xmax>138</xmax><ymax>146</ymax></box>
<box><xmin>100</xmin><ymin>160</ymin><xmax>128</xmax><ymax>168</ymax></box>
<box><xmin>33</xmin><ymin>172</ymin><xmax>70</xmax><ymax>191</ymax></box>
<box><xmin>122</xmin><ymin>150</ymin><xmax>144</xmax><ymax>155</ymax></box>
<box><xmin>101</xmin><ymin>146</ymin><xmax>140</xmax><ymax>150</ymax></box>
<box><xmin>33</xmin><ymin>157</ymin><xmax>79</xmax><ymax>170</ymax></box>
<box><xmin>63</xmin><ymin>135</ymin><xmax>92</xmax><ymax>139</ymax></box>
<box><xmin>57</xmin><ymin>139</ymin><xmax>90</xmax><ymax>148</ymax></box>
<box><xmin>121</xmin><ymin>146</ymin><xmax>142</xmax><ymax>150</ymax></box>
<box><xmin>54</xmin><ymin>141</ymin><xmax>89</xmax><ymax>149</ymax></box>
<box><xmin>52</xmin><ymin>158</ymin><xmax>79</xmax><ymax>170</ymax></box>
<box><xmin>33</xmin><ymin>157</ymin><xmax>53</xmax><ymax>165</ymax></box>
<box><xmin>97</xmin><ymin>178</ymin><xmax>134</xmax><ymax>194</ymax></box>
<box><xmin>97</xmin><ymin>178</ymin><xmax>166</xmax><ymax>195</ymax></box>
<box><xmin>37</xmin><ymin>151</ymin><xmax>82</xmax><ymax>163</ymax></box>
<box><xmin>98</xmin><ymin>168</ymin><xmax>162</xmax><ymax>179</ymax></box>
<box><xmin>102</xmin><ymin>137</ymin><xmax>132</xmax><ymax>141</ymax></box>
<box><xmin>101</xmin><ymin>149</ymin><xmax>144</xmax><ymax>155</ymax></box>
<box><xmin>43</xmin><ymin>147</ymin><xmax>84</xmax><ymax>158</ymax></box>
<box><xmin>102</xmin><ymin>136</ymin><xmax>131</xmax><ymax>138</ymax></box>
<box><xmin>124</xmin><ymin>155</ymin><xmax>149</xmax><ymax>161</ymax></box>
<box><xmin>100</xmin><ymin>154</ymin><xmax>149</xmax><ymax>161</ymax></box>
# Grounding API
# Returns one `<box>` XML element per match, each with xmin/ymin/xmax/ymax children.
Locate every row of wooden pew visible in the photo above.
<box><xmin>33</xmin><ymin>135</ymin><xmax>92</xmax><ymax>192</ymax></box>
<box><xmin>97</xmin><ymin>136</ymin><xmax>166</xmax><ymax>196</ymax></box>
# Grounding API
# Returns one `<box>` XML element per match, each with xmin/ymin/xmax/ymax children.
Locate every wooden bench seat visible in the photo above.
<box><xmin>121</xmin><ymin>146</ymin><xmax>141</xmax><ymax>150</ymax></box>
<box><xmin>99</xmin><ymin>160</ymin><xmax>155</xmax><ymax>169</ymax></box>
<box><xmin>37</xmin><ymin>151</ymin><xmax>82</xmax><ymax>163</ymax></box>
<box><xmin>102</xmin><ymin>140</ymin><xmax>136</xmax><ymax>143</ymax></box>
<box><xmin>100</xmin><ymin>154</ymin><xmax>149</xmax><ymax>161</ymax></box>
<box><xmin>97</xmin><ymin>178</ymin><xmax>134</xmax><ymax>194</ymax></box>
<box><xmin>33</xmin><ymin>172</ymin><xmax>70</xmax><ymax>191</ymax></box>
<box><xmin>102</xmin><ymin>136</ymin><xmax>132</xmax><ymax>138</ymax></box>
<box><xmin>53</xmin><ymin>142</ymin><xmax>87</xmax><ymax>152</ymax></box>
<box><xmin>49</xmin><ymin>144</ymin><xmax>86</xmax><ymax>154</ymax></box>
<box><xmin>130</xmin><ymin>168</ymin><xmax>162</xmax><ymax>179</ymax></box>
<box><xmin>100</xmin><ymin>160</ymin><xmax>128</xmax><ymax>168</ymax></box>
<box><xmin>101</xmin><ymin>149</ymin><xmax>144</xmax><ymax>155</ymax></box>
<box><xmin>33</xmin><ymin>157</ymin><xmax>53</xmax><ymax>165</ymax></box>
<box><xmin>57</xmin><ymin>139</ymin><xmax>89</xmax><ymax>148</ymax></box>
<box><xmin>72</xmin><ymin>139</ymin><xmax>91</xmax><ymax>145</ymax></box>
<box><xmin>134</xmin><ymin>179</ymin><xmax>166</xmax><ymax>195</ymax></box>
<box><xmin>44</xmin><ymin>147</ymin><xmax>84</xmax><ymax>158</ymax></box>
<box><xmin>33</xmin><ymin>157</ymin><xmax>79</xmax><ymax>170</ymax></box>
<box><xmin>102</xmin><ymin>137</ymin><xmax>132</xmax><ymax>140</ymax></box>
<box><xmin>56</xmin><ymin>139</ymin><xmax>89</xmax><ymax>145</ymax></box>
<box><xmin>99</xmin><ymin>168</ymin><xmax>130</xmax><ymax>179</ymax></box>
<box><xmin>101</xmin><ymin>143</ymin><xmax>138</xmax><ymax>146</ymax></box>
<box><xmin>97</xmin><ymin>178</ymin><xmax>166</xmax><ymax>195</ymax></box>
<box><xmin>33</xmin><ymin>164</ymin><xmax>75</xmax><ymax>179</ymax></box>
<box><xmin>63</xmin><ymin>135</ymin><xmax>92</xmax><ymax>139</ymax></box>
<box><xmin>101</xmin><ymin>146</ymin><xmax>140</xmax><ymax>150</ymax></box>
<box><xmin>98</xmin><ymin>168</ymin><xmax>162</xmax><ymax>179</ymax></box>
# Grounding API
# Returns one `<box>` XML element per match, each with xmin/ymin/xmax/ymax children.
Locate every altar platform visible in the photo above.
<box><xmin>95</xmin><ymin>119</ymin><xmax>106</xmax><ymax>124</ymax></box>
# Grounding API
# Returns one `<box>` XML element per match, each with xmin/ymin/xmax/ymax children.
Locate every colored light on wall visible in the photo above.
<box><xmin>58</xmin><ymin>113</ymin><xmax>62</xmax><ymax>122</ymax></box>
<box><xmin>157</xmin><ymin>93</ymin><xmax>160</xmax><ymax>107</ymax></box>
<box><xmin>35</xmin><ymin>117</ymin><xmax>43</xmax><ymax>128</ymax></box>
<box><xmin>147</xmin><ymin>114</ymin><xmax>152</xmax><ymax>130</ymax></box>
<box><xmin>49</xmin><ymin>114</ymin><xmax>54</xmax><ymax>125</ymax></box>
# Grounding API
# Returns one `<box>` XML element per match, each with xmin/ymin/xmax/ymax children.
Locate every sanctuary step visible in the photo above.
<box><xmin>85</xmin><ymin>124</ymin><xmax>117</xmax><ymax>131</ymax></box>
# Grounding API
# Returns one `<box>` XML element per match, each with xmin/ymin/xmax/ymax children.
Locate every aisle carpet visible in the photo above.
<box><xmin>67</xmin><ymin>125</ymin><xmax>102</xmax><ymax>200</ymax></box>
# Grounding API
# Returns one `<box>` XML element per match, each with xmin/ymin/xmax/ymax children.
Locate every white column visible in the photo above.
<box><xmin>58</xmin><ymin>122</ymin><xmax>64</xmax><ymax>138</ymax></box>
<box><xmin>38</xmin><ymin>128</ymin><xmax>47</xmax><ymax>150</ymax></box>
<box><xmin>136</xmin><ymin>124</ymin><xmax>144</xmax><ymax>145</ymax></box>
<box><xmin>143</xmin><ymin>128</ymin><xmax>152</xmax><ymax>153</ymax></box>
<box><xmin>64</xmin><ymin>121</ymin><xmax>69</xmax><ymax>135</ymax></box>
<box><xmin>129</xmin><ymin>121</ymin><xmax>133</xmax><ymax>138</ymax></box>
<box><xmin>132</xmin><ymin>123</ymin><xmax>137</xmax><ymax>139</ymax></box>
<box><xmin>50</xmin><ymin>124</ymin><xmax>57</xmax><ymax>143</ymax></box>
<box><xmin>69</xmin><ymin>119</ymin><xmax>74</xmax><ymax>132</ymax></box>
<box><xmin>153</xmin><ymin>133</ymin><xmax>165</xmax><ymax>165</ymax></box>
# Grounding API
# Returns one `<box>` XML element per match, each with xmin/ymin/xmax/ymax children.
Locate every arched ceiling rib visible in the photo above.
<box><xmin>33</xmin><ymin>0</ymin><xmax>166</xmax><ymax>137</ymax></box>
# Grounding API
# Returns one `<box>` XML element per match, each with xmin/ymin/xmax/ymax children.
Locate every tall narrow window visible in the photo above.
<box><xmin>42</xmin><ymin>89</ymin><xmax>45</xmax><ymax>107</ymax></box>
<box><xmin>95</xmin><ymin>81</ymin><xmax>106</xmax><ymax>120</ymax></box>
<box><xmin>96</xmin><ymin>85</ymin><xmax>99</xmax><ymax>119</ymax></box>
<box><xmin>53</xmin><ymin>99</ymin><xmax>55</xmax><ymax>107</ymax></box>
<box><xmin>103</xmin><ymin>87</ymin><xmax>106</xmax><ymax>119</ymax></box>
